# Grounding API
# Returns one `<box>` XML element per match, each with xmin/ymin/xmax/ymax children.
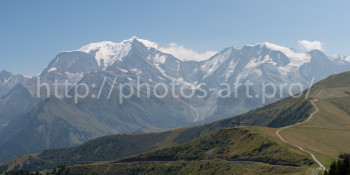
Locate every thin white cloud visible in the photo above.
<box><xmin>158</xmin><ymin>42</ymin><xmax>217</xmax><ymax>62</ymax></box>
<box><xmin>298</xmin><ymin>40</ymin><xmax>323</xmax><ymax>51</ymax></box>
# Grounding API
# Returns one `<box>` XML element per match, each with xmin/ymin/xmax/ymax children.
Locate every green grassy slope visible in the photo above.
<box><xmin>216</xmin><ymin>95</ymin><xmax>313</xmax><ymax>128</ymax></box>
<box><xmin>18</xmin><ymin>127</ymin><xmax>317</xmax><ymax>175</ymax></box>
<box><xmin>280</xmin><ymin>72</ymin><xmax>350</xmax><ymax>168</ymax></box>
<box><xmin>43</xmin><ymin>160</ymin><xmax>311</xmax><ymax>175</ymax></box>
<box><xmin>119</xmin><ymin>128</ymin><xmax>313</xmax><ymax>166</ymax></box>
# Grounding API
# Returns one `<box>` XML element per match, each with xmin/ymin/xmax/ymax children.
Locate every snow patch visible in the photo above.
<box><xmin>120</xmin><ymin>69</ymin><xmax>128</xmax><ymax>73</ymax></box>
<box><xmin>1</xmin><ymin>77</ymin><xmax>8</xmax><ymax>84</ymax></box>
<box><xmin>262</xmin><ymin>42</ymin><xmax>311</xmax><ymax>65</ymax></box>
<box><xmin>47</xmin><ymin>67</ymin><xmax>57</xmax><ymax>72</ymax></box>
<box><xmin>130</xmin><ymin>68</ymin><xmax>142</xmax><ymax>74</ymax></box>
<box><xmin>137</xmin><ymin>38</ymin><xmax>158</xmax><ymax>48</ymax></box>
<box><xmin>154</xmin><ymin>54</ymin><xmax>166</xmax><ymax>64</ymax></box>
<box><xmin>225</xmin><ymin>59</ymin><xmax>238</xmax><ymax>81</ymax></box>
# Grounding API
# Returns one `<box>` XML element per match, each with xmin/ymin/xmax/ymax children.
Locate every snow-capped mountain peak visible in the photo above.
<box><xmin>78</xmin><ymin>40</ymin><xmax>132</xmax><ymax>68</ymax></box>
<box><xmin>77</xmin><ymin>36</ymin><xmax>160</xmax><ymax>69</ymax></box>
<box><xmin>136</xmin><ymin>38</ymin><xmax>159</xmax><ymax>49</ymax></box>
<box><xmin>76</xmin><ymin>37</ymin><xmax>218</xmax><ymax>67</ymax></box>
<box><xmin>248</xmin><ymin>42</ymin><xmax>311</xmax><ymax>68</ymax></box>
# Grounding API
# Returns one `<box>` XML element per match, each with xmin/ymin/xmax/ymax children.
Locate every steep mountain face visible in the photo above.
<box><xmin>0</xmin><ymin>70</ymin><xmax>27</xmax><ymax>97</ymax></box>
<box><xmin>105</xmin><ymin>39</ymin><xmax>183</xmax><ymax>84</ymax></box>
<box><xmin>0</xmin><ymin>97</ymin><xmax>111</xmax><ymax>162</ymax></box>
<box><xmin>195</xmin><ymin>43</ymin><xmax>309</xmax><ymax>87</ymax></box>
<box><xmin>41</xmin><ymin>51</ymin><xmax>100</xmax><ymax>81</ymax></box>
<box><xmin>191</xmin><ymin>42</ymin><xmax>350</xmax><ymax>89</ymax></box>
<box><xmin>185</xmin><ymin>43</ymin><xmax>349</xmax><ymax>120</ymax></box>
<box><xmin>299</xmin><ymin>50</ymin><xmax>342</xmax><ymax>82</ymax></box>
<box><xmin>0</xmin><ymin>84</ymin><xmax>36</xmax><ymax>129</ymax></box>
<box><xmin>62</xmin><ymin>39</ymin><xmax>205</xmax><ymax>132</ymax></box>
<box><xmin>67</xmin><ymin>71</ymin><xmax>194</xmax><ymax>133</ymax></box>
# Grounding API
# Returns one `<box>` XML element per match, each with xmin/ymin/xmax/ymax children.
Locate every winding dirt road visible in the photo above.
<box><xmin>275</xmin><ymin>100</ymin><xmax>326</xmax><ymax>171</ymax></box>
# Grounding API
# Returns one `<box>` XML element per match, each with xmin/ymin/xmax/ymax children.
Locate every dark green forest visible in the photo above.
<box><xmin>324</xmin><ymin>154</ymin><xmax>350</xmax><ymax>175</ymax></box>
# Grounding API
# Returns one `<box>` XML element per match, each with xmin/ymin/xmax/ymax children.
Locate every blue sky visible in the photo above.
<box><xmin>1</xmin><ymin>0</ymin><xmax>350</xmax><ymax>75</ymax></box>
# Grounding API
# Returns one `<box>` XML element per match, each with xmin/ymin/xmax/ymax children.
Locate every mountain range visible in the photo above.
<box><xmin>0</xmin><ymin>37</ymin><xmax>350</xmax><ymax>163</ymax></box>
<box><xmin>2</xmin><ymin>71</ymin><xmax>350</xmax><ymax>174</ymax></box>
